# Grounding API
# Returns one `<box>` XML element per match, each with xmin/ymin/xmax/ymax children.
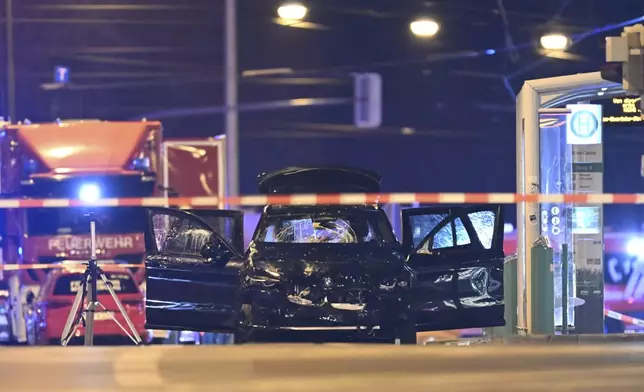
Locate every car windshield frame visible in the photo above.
<box><xmin>253</xmin><ymin>206</ymin><xmax>395</xmax><ymax>245</ymax></box>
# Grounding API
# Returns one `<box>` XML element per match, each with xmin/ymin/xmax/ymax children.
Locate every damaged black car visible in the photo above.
<box><xmin>143</xmin><ymin>166</ymin><xmax>506</xmax><ymax>343</ymax></box>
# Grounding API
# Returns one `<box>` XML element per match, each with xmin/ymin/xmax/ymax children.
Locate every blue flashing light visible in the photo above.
<box><xmin>131</xmin><ymin>157</ymin><xmax>151</xmax><ymax>172</ymax></box>
<box><xmin>627</xmin><ymin>238</ymin><xmax>644</xmax><ymax>258</ymax></box>
<box><xmin>485</xmin><ymin>49</ymin><xmax>496</xmax><ymax>55</ymax></box>
<box><xmin>79</xmin><ymin>183</ymin><xmax>101</xmax><ymax>203</ymax></box>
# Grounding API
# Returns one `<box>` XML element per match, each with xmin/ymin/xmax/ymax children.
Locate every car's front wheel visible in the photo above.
<box><xmin>395</xmin><ymin>322</ymin><xmax>417</xmax><ymax>345</ymax></box>
<box><xmin>233</xmin><ymin>304</ymin><xmax>252</xmax><ymax>344</ymax></box>
<box><xmin>382</xmin><ymin>320</ymin><xmax>416</xmax><ymax>345</ymax></box>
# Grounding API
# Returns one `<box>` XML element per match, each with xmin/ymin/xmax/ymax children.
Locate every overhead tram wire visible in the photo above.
<box><xmin>239</xmin><ymin>14</ymin><xmax>644</xmax><ymax>80</ymax></box>
<box><xmin>13</xmin><ymin>1</ymin><xmax>642</xmax><ymax>77</ymax></box>
<box><xmin>18</xmin><ymin>8</ymin><xmax>642</xmax><ymax>92</ymax></box>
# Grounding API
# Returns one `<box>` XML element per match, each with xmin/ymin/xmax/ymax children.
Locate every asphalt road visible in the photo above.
<box><xmin>1</xmin><ymin>343</ymin><xmax>643</xmax><ymax>391</ymax></box>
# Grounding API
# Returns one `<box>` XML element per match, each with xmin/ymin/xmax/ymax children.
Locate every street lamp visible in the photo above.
<box><xmin>277</xmin><ymin>2</ymin><xmax>308</xmax><ymax>21</ymax></box>
<box><xmin>410</xmin><ymin>18</ymin><xmax>440</xmax><ymax>38</ymax></box>
<box><xmin>540</xmin><ymin>33</ymin><xmax>570</xmax><ymax>50</ymax></box>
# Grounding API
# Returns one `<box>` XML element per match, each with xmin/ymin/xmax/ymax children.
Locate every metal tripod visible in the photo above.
<box><xmin>60</xmin><ymin>218</ymin><xmax>143</xmax><ymax>346</ymax></box>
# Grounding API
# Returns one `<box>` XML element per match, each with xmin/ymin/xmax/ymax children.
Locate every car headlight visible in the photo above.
<box><xmin>379</xmin><ymin>278</ymin><xmax>408</xmax><ymax>291</ymax></box>
<box><xmin>379</xmin><ymin>279</ymin><xmax>397</xmax><ymax>290</ymax></box>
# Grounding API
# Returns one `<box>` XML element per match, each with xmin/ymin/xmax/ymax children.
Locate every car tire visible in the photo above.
<box><xmin>233</xmin><ymin>329</ymin><xmax>249</xmax><ymax>344</ymax></box>
<box><xmin>234</xmin><ymin>325</ymin><xmax>254</xmax><ymax>344</ymax></box>
<box><xmin>234</xmin><ymin>303</ymin><xmax>253</xmax><ymax>344</ymax></box>
<box><xmin>395</xmin><ymin>321</ymin><xmax>417</xmax><ymax>345</ymax></box>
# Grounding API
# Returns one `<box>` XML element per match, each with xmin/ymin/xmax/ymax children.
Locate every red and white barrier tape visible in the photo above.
<box><xmin>2</xmin><ymin>193</ymin><xmax>644</xmax><ymax>208</ymax></box>
<box><xmin>604</xmin><ymin>309</ymin><xmax>644</xmax><ymax>327</ymax></box>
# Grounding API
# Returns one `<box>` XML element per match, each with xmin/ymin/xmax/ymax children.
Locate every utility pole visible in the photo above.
<box><xmin>6</xmin><ymin>0</ymin><xmax>16</xmax><ymax>121</ymax></box>
<box><xmin>224</xmin><ymin>0</ymin><xmax>239</xmax><ymax>197</ymax></box>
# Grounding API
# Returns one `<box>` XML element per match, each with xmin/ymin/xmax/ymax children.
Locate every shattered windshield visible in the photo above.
<box><xmin>256</xmin><ymin>213</ymin><xmax>381</xmax><ymax>244</ymax></box>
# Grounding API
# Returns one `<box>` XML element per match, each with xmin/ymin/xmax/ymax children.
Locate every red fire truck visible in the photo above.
<box><xmin>0</xmin><ymin>120</ymin><xmax>226</xmax><ymax>344</ymax></box>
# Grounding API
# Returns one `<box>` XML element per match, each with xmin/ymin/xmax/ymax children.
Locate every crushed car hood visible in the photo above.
<box><xmin>245</xmin><ymin>242</ymin><xmax>404</xmax><ymax>285</ymax></box>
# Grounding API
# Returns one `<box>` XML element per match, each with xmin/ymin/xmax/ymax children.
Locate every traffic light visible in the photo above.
<box><xmin>606</xmin><ymin>24</ymin><xmax>644</xmax><ymax>111</ymax></box>
<box><xmin>354</xmin><ymin>73</ymin><xmax>382</xmax><ymax>129</ymax></box>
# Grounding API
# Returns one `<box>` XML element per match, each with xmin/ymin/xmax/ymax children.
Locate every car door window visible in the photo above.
<box><xmin>188</xmin><ymin>210</ymin><xmax>244</xmax><ymax>254</ymax></box>
<box><xmin>417</xmin><ymin>222</ymin><xmax>450</xmax><ymax>254</ymax></box>
<box><xmin>455</xmin><ymin>218</ymin><xmax>471</xmax><ymax>246</ymax></box>
<box><xmin>152</xmin><ymin>213</ymin><xmax>214</xmax><ymax>256</ymax></box>
<box><xmin>468</xmin><ymin>211</ymin><xmax>495</xmax><ymax>249</ymax></box>
<box><xmin>433</xmin><ymin>224</ymin><xmax>453</xmax><ymax>249</ymax></box>
<box><xmin>416</xmin><ymin>217</ymin><xmax>471</xmax><ymax>253</ymax></box>
<box><xmin>198</xmin><ymin>215</ymin><xmax>237</xmax><ymax>248</ymax></box>
<box><xmin>410</xmin><ymin>214</ymin><xmax>448</xmax><ymax>249</ymax></box>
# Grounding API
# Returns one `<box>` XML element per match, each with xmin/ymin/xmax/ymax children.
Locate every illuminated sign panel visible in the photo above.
<box><xmin>566</xmin><ymin>104</ymin><xmax>605</xmax><ymax>333</ymax></box>
<box><xmin>602</xmin><ymin>96</ymin><xmax>642</xmax><ymax>124</ymax></box>
<box><xmin>566</xmin><ymin>104</ymin><xmax>602</xmax><ymax>145</ymax></box>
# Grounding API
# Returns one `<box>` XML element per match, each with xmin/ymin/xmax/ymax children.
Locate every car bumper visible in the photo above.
<box><xmin>45</xmin><ymin>314</ymin><xmax>148</xmax><ymax>341</ymax></box>
<box><xmin>246</xmin><ymin>287</ymin><xmax>402</xmax><ymax>332</ymax></box>
<box><xmin>250</xmin><ymin>306</ymin><xmax>381</xmax><ymax>330</ymax></box>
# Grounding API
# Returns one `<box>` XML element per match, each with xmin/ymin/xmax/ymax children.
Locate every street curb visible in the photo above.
<box><xmin>496</xmin><ymin>334</ymin><xmax>644</xmax><ymax>344</ymax></box>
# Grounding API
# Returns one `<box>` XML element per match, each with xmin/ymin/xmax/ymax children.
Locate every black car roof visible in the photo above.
<box><xmin>257</xmin><ymin>166</ymin><xmax>382</xmax><ymax>194</ymax></box>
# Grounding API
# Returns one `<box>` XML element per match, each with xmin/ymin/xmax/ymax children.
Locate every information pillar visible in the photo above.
<box><xmin>539</xmin><ymin>112</ymin><xmax>575</xmax><ymax>330</ymax></box>
<box><xmin>567</xmin><ymin>104</ymin><xmax>605</xmax><ymax>334</ymax></box>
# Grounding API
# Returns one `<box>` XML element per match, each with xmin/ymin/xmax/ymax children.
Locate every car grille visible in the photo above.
<box><xmin>291</xmin><ymin>284</ymin><xmax>369</xmax><ymax>306</ymax></box>
<box><xmin>291</xmin><ymin>284</ymin><xmax>325</xmax><ymax>303</ymax></box>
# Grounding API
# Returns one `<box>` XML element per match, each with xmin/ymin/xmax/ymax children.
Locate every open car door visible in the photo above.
<box><xmin>402</xmin><ymin>205</ymin><xmax>505</xmax><ymax>332</ymax></box>
<box><xmin>144</xmin><ymin>207</ymin><xmax>244</xmax><ymax>332</ymax></box>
